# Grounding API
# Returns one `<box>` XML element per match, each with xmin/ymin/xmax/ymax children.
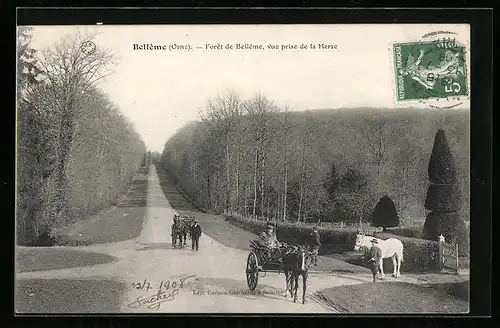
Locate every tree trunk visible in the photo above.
<box><xmin>216</xmin><ymin>169</ymin><xmax>221</xmax><ymax>213</ymax></box>
<box><xmin>276</xmin><ymin>192</ymin><xmax>281</xmax><ymax>221</ymax></box>
<box><xmin>260</xmin><ymin>153</ymin><xmax>265</xmax><ymax>219</ymax></box>
<box><xmin>283</xmin><ymin>155</ymin><xmax>288</xmax><ymax>222</ymax></box>
<box><xmin>207</xmin><ymin>173</ymin><xmax>211</xmax><ymax>210</ymax></box>
<box><xmin>266</xmin><ymin>189</ymin><xmax>271</xmax><ymax>220</ymax></box>
<box><xmin>401</xmin><ymin>166</ymin><xmax>408</xmax><ymax>220</ymax></box>
<box><xmin>252</xmin><ymin>148</ymin><xmax>258</xmax><ymax>218</ymax></box>
<box><xmin>235</xmin><ymin>146</ymin><xmax>240</xmax><ymax>214</ymax></box>
<box><xmin>377</xmin><ymin>123</ymin><xmax>384</xmax><ymax>192</ymax></box>
<box><xmin>297</xmin><ymin>165</ymin><xmax>304</xmax><ymax>223</ymax></box>
<box><xmin>297</xmin><ymin>141</ymin><xmax>307</xmax><ymax>224</ymax></box>
<box><xmin>54</xmin><ymin>100</ymin><xmax>75</xmax><ymax>225</ymax></box>
<box><xmin>225</xmin><ymin>133</ymin><xmax>230</xmax><ymax>213</ymax></box>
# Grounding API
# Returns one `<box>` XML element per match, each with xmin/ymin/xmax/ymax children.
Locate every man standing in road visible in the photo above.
<box><xmin>309</xmin><ymin>225</ymin><xmax>321</xmax><ymax>266</ymax></box>
<box><xmin>190</xmin><ymin>219</ymin><xmax>202</xmax><ymax>251</ymax></box>
<box><xmin>368</xmin><ymin>238</ymin><xmax>383</xmax><ymax>280</ymax></box>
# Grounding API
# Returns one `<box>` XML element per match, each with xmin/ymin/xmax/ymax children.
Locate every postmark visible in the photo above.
<box><xmin>393</xmin><ymin>35</ymin><xmax>468</xmax><ymax>107</ymax></box>
<box><xmin>81</xmin><ymin>40</ymin><xmax>96</xmax><ymax>55</ymax></box>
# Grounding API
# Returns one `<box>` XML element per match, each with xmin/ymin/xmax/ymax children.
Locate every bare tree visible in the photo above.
<box><xmin>362</xmin><ymin>117</ymin><xmax>385</xmax><ymax>177</ymax></box>
<box><xmin>36</xmin><ymin>30</ymin><xmax>118</xmax><ymax>223</ymax></box>
<box><xmin>242</xmin><ymin>93</ymin><xmax>279</xmax><ymax>219</ymax></box>
<box><xmin>200</xmin><ymin>90</ymin><xmax>243</xmax><ymax>212</ymax></box>
<box><xmin>297</xmin><ymin>113</ymin><xmax>312</xmax><ymax>223</ymax></box>
<box><xmin>281</xmin><ymin>106</ymin><xmax>292</xmax><ymax>222</ymax></box>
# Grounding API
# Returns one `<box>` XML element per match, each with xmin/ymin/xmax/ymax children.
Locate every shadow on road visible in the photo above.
<box><xmin>135</xmin><ymin>242</ymin><xmax>199</xmax><ymax>252</ymax></box>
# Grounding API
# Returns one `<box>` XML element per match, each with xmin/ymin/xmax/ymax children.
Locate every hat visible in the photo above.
<box><xmin>371</xmin><ymin>239</ymin><xmax>378</xmax><ymax>244</ymax></box>
<box><xmin>267</xmin><ymin>223</ymin><xmax>275</xmax><ymax>228</ymax></box>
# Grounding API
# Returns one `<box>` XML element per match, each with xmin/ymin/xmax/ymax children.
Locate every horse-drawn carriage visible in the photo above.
<box><xmin>245</xmin><ymin>240</ymin><xmax>316</xmax><ymax>304</ymax></box>
<box><xmin>171</xmin><ymin>215</ymin><xmax>196</xmax><ymax>249</ymax></box>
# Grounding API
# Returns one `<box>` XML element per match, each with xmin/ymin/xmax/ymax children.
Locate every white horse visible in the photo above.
<box><xmin>354</xmin><ymin>232</ymin><xmax>404</xmax><ymax>279</ymax></box>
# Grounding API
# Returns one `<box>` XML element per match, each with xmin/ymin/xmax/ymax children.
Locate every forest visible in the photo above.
<box><xmin>161</xmin><ymin>91</ymin><xmax>469</xmax><ymax>225</ymax></box>
<box><xmin>16</xmin><ymin>28</ymin><xmax>147</xmax><ymax>245</ymax></box>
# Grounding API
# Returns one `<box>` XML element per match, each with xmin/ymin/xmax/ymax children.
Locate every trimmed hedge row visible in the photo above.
<box><xmin>224</xmin><ymin>214</ymin><xmax>440</xmax><ymax>273</ymax></box>
<box><xmin>385</xmin><ymin>226</ymin><xmax>424</xmax><ymax>239</ymax></box>
<box><xmin>224</xmin><ymin>215</ymin><xmax>358</xmax><ymax>254</ymax></box>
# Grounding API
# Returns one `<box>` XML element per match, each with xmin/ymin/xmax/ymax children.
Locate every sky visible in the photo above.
<box><xmin>28</xmin><ymin>24</ymin><xmax>470</xmax><ymax>152</ymax></box>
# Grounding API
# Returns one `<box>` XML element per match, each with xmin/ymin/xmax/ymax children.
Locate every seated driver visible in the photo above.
<box><xmin>258</xmin><ymin>223</ymin><xmax>283</xmax><ymax>266</ymax></box>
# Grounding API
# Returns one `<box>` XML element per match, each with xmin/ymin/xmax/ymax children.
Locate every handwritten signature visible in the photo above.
<box><xmin>127</xmin><ymin>288</ymin><xmax>180</xmax><ymax>310</ymax></box>
<box><xmin>127</xmin><ymin>275</ymin><xmax>196</xmax><ymax>311</ymax></box>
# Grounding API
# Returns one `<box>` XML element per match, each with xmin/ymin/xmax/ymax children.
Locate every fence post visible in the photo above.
<box><xmin>438</xmin><ymin>235</ymin><xmax>445</xmax><ymax>272</ymax></box>
<box><xmin>455</xmin><ymin>242</ymin><xmax>459</xmax><ymax>274</ymax></box>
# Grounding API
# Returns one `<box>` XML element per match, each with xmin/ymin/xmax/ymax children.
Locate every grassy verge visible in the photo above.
<box><xmin>316</xmin><ymin>281</ymin><xmax>469</xmax><ymax>314</ymax></box>
<box><xmin>154</xmin><ymin>164</ymin><xmax>208</xmax><ymax>212</ymax></box>
<box><xmin>49</xmin><ymin>174</ymin><xmax>149</xmax><ymax>246</ymax></box>
<box><xmin>16</xmin><ymin>248</ymin><xmax>117</xmax><ymax>273</ymax></box>
<box><xmin>16</xmin><ymin>279</ymin><xmax>126</xmax><ymax>313</ymax></box>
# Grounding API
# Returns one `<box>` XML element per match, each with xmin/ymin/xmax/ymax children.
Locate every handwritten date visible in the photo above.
<box><xmin>128</xmin><ymin>275</ymin><xmax>196</xmax><ymax>311</ymax></box>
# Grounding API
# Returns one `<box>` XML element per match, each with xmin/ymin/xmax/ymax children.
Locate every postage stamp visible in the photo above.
<box><xmin>393</xmin><ymin>38</ymin><xmax>468</xmax><ymax>102</ymax></box>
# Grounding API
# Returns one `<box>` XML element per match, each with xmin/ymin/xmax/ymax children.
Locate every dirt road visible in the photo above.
<box><xmin>16</xmin><ymin>165</ymin><xmax>380</xmax><ymax>313</ymax></box>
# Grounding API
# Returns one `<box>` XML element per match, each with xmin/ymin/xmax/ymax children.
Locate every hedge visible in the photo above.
<box><xmin>224</xmin><ymin>215</ymin><xmax>358</xmax><ymax>254</ymax></box>
<box><xmin>425</xmin><ymin>183</ymin><xmax>462</xmax><ymax>212</ymax></box>
<box><xmin>224</xmin><ymin>214</ymin><xmax>441</xmax><ymax>273</ymax></box>
<box><xmin>423</xmin><ymin>211</ymin><xmax>470</xmax><ymax>257</ymax></box>
<box><xmin>385</xmin><ymin>226</ymin><xmax>424</xmax><ymax>239</ymax></box>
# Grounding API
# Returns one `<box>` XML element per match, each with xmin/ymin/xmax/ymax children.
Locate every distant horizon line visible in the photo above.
<box><xmin>145</xmin><ymin>106</ymin><xmax>469</xmax><ymax>152</ymax></box>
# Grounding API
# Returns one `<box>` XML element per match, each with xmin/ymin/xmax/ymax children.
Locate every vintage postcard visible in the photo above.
<box><xmin>16</xmin><ymin>23</ymin><xmax>471</xmax><ymax>314</ymax></box>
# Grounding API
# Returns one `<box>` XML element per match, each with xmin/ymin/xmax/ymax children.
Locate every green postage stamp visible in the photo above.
<box><xmin>393</xmin><ymin>38</ymin><xmax>468</xmax><ymax>102</ymax></box>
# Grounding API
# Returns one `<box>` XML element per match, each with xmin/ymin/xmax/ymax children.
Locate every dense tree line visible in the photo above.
<box><xmin>16</xmin><ymin>28</ymin><xmax>146</xmax><ymax>244</ymax></box>
<box><xmin>161</xmin><ymin>92</ymin><xmax>469</xmax><ymax>225</ymax></box>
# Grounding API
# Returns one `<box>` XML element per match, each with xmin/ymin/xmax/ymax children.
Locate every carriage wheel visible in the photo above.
<box><xmin>246</xmin><ymin>252</ymin><xmax>259</xmax><ymax>291</ymax></box>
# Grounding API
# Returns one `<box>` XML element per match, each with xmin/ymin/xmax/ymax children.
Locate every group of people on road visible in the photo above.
<box><xmin>170</xmin><ymin>213</ymin><xmax>383</xmax><ymax>272</ymax></box>
<box><xmin>172</xmin><ymin>213</ymin><xmax>202</xmax><ymax>251</ymax></box>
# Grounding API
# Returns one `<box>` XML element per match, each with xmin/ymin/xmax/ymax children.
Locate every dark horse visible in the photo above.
<box><xmin>171</xmin><ymin>221</ymin><xmax>186</xmax><ymax>248</ymax></box>
<box><xmin>283</xmin><ymin>246</ymin><xmax>311</xmax><ymax>304</ymax></box>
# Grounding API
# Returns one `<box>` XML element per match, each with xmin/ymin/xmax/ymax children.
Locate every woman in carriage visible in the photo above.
<box><xmin>257</xmin><ymin>223</ymin><xmax>285</xmax><ymax>269</ymax></box>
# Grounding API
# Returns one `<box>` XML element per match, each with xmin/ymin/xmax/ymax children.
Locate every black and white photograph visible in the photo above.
<box><xmin>15</xmin><ymin>21</ymin><xmax>475</xmax><ymax>314</ymax></box>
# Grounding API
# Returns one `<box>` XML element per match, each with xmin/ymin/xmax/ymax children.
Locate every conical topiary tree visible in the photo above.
<box><xmin>423</xmin><ymin>129</ymin><xmax>469</xmax><ymax>256</ymax></box>
<box><xmin>371</xmin><ymin>195</ymin><xmax>399</xmax><ymax>232</ymax></box>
